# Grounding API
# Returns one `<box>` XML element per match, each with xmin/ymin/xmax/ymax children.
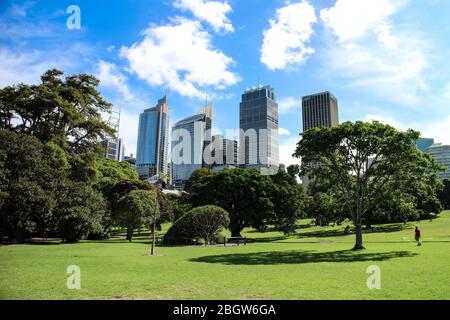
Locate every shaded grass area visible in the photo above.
<box><xmin>190</xmin><ymin>249</ymin><xmax>417</xmax><ymax>265</ymax></box>
<box><xmin>0</xmin><ymin>212</ymin><xmax>449</xmax><ymax>300</ymax></box>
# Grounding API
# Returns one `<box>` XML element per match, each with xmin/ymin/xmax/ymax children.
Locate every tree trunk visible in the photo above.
<box><xmin>353</xmin><ymin>224</ymin><xmax>365</xmax><ymax>250</ymax></box>
<box><xmin>126</xmin><ymin>227</ymin><xmax>133</xmax><ymax>242</ymax></box>
<box><xmin>150</xmin><ymin>223</ymin><xmax>156</xmax><ymax>256</ymax></box>
<box><xmin>230</xmin><ymin>225</ymin><xmax>242</xmax><ymax>237</ymax></box>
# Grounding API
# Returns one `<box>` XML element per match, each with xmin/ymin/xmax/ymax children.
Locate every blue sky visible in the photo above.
<box><xmin>1</xmin><ymin>0</ymin><xmax>450</xmax><ymax>165</ymax></box>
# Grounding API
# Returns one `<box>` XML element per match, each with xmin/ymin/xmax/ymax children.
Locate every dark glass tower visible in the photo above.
<box><xmin>239</xmin><ymin>85</ymin><xmax>279</xmax><ymax>169</ymax></box>
<box><xmin>136</xmin><ymin>95</ymin><xmax>170</xmax><ymax>182</ymax></box>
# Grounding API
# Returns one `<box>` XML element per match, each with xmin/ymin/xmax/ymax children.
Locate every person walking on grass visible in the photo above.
<box><xmin>415</xmin><ymin>226</ymin><xmax>422</xmax><ymax>246</ymax></box>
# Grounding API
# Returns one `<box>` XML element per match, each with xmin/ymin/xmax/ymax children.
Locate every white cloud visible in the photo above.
<box><xmin>173</xmin><ymin>0</ymin><xmax>234</xmax><ymax>33</ymax></box>
<box><xmin>320</xmin><ymin>0</ymin><xmax>399</xmax><ymax>47</ymax></box>
<box><xmin>279</xmin><ymin>128</ymin><xmax>291</xmax><ymax>136</ymax></box>
<box><xmin>364</xmin><ymin>114</ymin><xmax>450</xmax><ymax>145</ymax></box>
<box><xmin>118</xmin><ymin>110</ymin><xmax>140</xmax><ymax>157</ymax></box>
<box><xmin>96</xmin><ymin>60</ymin><xmax>134</xmax><ymax>100</ymax></box>
<box><xmin>120</xmin><ymin>17</ymin><xmax>239</xmax><ymax>99</ymax></box>
<box><xmin>279</xmin><ymin>136</ymin><xmax>302</xmax><ymax>167</ymax></box>
<box><xmin>419</xmin><ymin>116</ymin><xmax>450</xmax><ymax>146</ymax></box>
<box><xmin>0</xmin><ymin>46</ymin><xmax>77</xmax><ymax>87</ymax></box>
<box><xmin>261</xmin><ymin>1</ymin><xmax>317</xmax><ymax>71</ymax></box>
<box><xmin>364</xmin><ymin>114</ymin><xmax>404</xmax><ymax>130</ymax></box>
<box><xmin>320</xmin><ymin>0</ymin><xmax>428</xmax><ymax>105</ymax></box>
<box><xmin>278</xmin><ymin>96</ymin><xmax>299</xmax><ymax>114</ymax></box>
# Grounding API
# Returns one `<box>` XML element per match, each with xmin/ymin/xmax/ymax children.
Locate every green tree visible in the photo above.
<box><xmin>114</xmin><ymin>190</ymin><xmax>160</xmax><ymax>249</ymax></box>
<box><xmin>188</xmin><ymin>168</ymin><xmax>274</xmax><ymax>237</ymax></box>
<box><xmin>53</xmin><ymin>180</ymin><xmax>106</xmax><ymax>243</ymax></box>
<box><xmin>164</xmin><ymin>205</ymin><xmax>229</xmax><ymax>245</ymax></box>
<box><xmin>0</xmin><ymin>69</ymin><xmax>115</xmax><ymax>154</ymax></box>
<box><xmin>437</xmin><ymin>179</ymin><xmax>450</xmax><ymax>210</ymax></box>
<box><xmin>0</xmin><ymin>130</ymin><xmax>57</xmax><ymax>242</ymax></box>
<box><xmin>295</xmin><ymin>121</ymin><xmax>442</xmax><ymax>250</ymax></box>
<box><xmin>269</xmin><ymin>168</ymin><xmax>309</xmax><ymax>234</ymax></box>
<box><xmin>110</xmin><ymin>179</ymin><xmax>173</xmax><ymax>229</ymax></box>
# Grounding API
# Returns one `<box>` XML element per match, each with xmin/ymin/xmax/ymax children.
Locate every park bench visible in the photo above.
<box><xmin>225</xmin><ymin>236</ymin><xmax>247</xmax><ymax>246</ymax></box>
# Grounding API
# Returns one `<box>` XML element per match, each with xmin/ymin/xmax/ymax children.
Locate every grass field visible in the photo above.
<box><xmin>1</xmin><ymin>212</ymin><xmax>449</xmax><ymax>300</ymax></box>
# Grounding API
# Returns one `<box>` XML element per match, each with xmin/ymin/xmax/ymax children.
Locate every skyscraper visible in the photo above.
<box><xmin>211</xmin><ymin>134</ymin><xmax>238</xmax><ymax>170</ymax></box>
<box><xmin>104</xmin><ymin>138</ymin><xmax>125</xmax><ymax>162</ymax></box>
<box><xmin>301</xmin><ymin>91</ymin><xmax>339</xmax><ymax>187</ymax></box>
<box><xmin>103</xmin><ymin>109</ymin><xmax>125</xmax><ymax>162</ymax></box>
<box><xmin>171</xmin><ymin>104</ymin><xmax>212</xmax><ymax>190</ymax></box>
<box><xmin>302</xmin><ymin>91</ymin><xmax>339</xmax><ymax>132</ymax></box>
<box><xmin>426</xmin><ymin>143</ymin><xmax>450</xmax><ymax>180</ymax></box>
<box><xmin>136</xmin><ymin>95</ymin><xmax>170</xmax><ymax>182</ymax></box>
<box><xmin>416</xmin><ymin>138</ymin><xmax>435</xmax><ymax>153</ymax></box>
<box><xmin>239</xmin><ymin>85</ymin><xmax>279</xmax><ymax>171</ymax></box>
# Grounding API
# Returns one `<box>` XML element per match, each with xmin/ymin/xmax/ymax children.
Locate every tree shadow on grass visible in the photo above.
<box><xmin>298</xmin><ymin>223</ymin><xmax>412</xmax><ymax>239</ymax></box>
<box><xmin>190</xmin><ymin>249</ymin><xmax>417</xmax><ymax>265</ymax></box>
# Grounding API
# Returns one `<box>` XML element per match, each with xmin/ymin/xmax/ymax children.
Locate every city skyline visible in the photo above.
<box><xmin>1</xmin><ymin>0</ymin><xmax>450</xmax><ymax>168</ymax></box>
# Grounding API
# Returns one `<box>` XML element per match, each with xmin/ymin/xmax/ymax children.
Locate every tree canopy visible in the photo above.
<box><xmin>295</xmin><ymin>121</ymin><xmax>443</xmax><ymax>250</ymax></box>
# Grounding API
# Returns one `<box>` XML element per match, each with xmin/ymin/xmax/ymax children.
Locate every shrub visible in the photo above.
<box><xmin>164</xmin><ymin>205</ymin><xmax>229</xmax><ymax>245</ymax></box>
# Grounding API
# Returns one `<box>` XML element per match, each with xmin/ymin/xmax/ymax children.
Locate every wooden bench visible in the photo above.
<box><xmin>225</xmin><ymin>237</ymin><xmax>247</xmax><ymax>246</ymax></box>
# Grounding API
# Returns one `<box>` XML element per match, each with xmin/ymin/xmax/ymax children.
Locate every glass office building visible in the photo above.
<box><xmin>426</xmin><ymin>143</ymin><xmax>450</xmax><ymax>180</ymax></box>
<box><xmin>136</xmin><ymin>95</ymin><xmax>170</xmax><ymax>182</ymax></box>
<box><xmin>171</xmin><ymin>104</ymin><xmax>212</xmax><ymax>190</ymax></box>
<box><xmin>416</xmin><ymin>138</ymin><xmax>435</xmax><ymax>153</ymax></box>
<box><xmin>239</xmin><ymin>85</ymin><xmax>279</xmax><ymax>171</ymax></box>
<box><xmin>211</xmin><ymin>134</ymin><xmax>238</xmax><ymax>170</ymax></box>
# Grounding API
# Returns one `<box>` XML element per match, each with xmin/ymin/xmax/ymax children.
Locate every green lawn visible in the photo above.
<box><xmin>1</xmin><ymin>212</ymin><xmax>449</xmax><ymax>300</ymax></box>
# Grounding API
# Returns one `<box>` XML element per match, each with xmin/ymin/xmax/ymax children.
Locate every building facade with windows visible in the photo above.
<box><xmin>210</xmin><ymin>134</ymin><xmax>238</xmax><ymax>170</ymax></box>
<box><xmin>301</xmin><ymin>91</ymin><xmax>339</xmax><ymax>186</ymax></box>
<box><xmin>171</xmin><ymin>104</ymin><xmax>212</xmax><ymax>190</ymax></box>
<box><xmin>416</xmin><ymin>138</ymin><xmax>435</xmax><ymax>153</ymax></box>
<box><xmin>302</xmin><ymin>91</ymin><xmax>339</xmax><ymax>131</ymax></box>
<box><xmin>103</xmin><ymin>138</ymin><xmax>125</xmax><ymax>162</ymax></box>
<box><xmin>239</xmin><ymin>85</ymin><xmax>279</xmax><ymax>172</ymax></box>
<box><xmin>136</xmin><ymin>95</ymin><xmax>170</xmax><ymax>182</ymax></box>
<box><xmin>426</xmin><ymin>143</ymin><xmax>450</xmax><ymax>180</ymax></box>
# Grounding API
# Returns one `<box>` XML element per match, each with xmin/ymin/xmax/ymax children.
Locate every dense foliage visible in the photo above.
<box><xmin>164</xmin><ymin>205</ymin><xmax>229</xmax><ymax>245</ymax></box>
<box><xmin>114</xmin><ymin>190</ymin><xmax>160</xmax><ymax>243</ymax></box>
<box><xmin>186</xmin><ymin>167</ymin><xmax>308</xmax><ymax>236</ymax></box>
<box><xmin>295</xmin><ymin>121</ymin><xmax>443</xmax><ymax>249</ymax></box>
<box><xmin>437</xmin><ymin>179</ymin><xmax>450</xmax><ymax>210</ymax></box>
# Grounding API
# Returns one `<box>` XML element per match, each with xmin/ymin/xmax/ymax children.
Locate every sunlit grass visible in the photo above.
<box><xmin>1</xmin><ymin>212</ymin><xmax>449</xmax><ymax>300</ymax></box>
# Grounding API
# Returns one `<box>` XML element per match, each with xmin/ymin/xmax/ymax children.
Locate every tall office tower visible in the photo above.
<box><xmin>302</xmin><ymin>91</ymin><xmax>339</xmax><ymax>132</ymax></box>
<box><xmin>426</xmin><ymin>143</ymin><xmax>450</xmax><ymax>180</ymax></box>
<box><xmin>416</xmin><ymin>138</ymin><xmax>435</xmax><ymax>153</ymax></box>
<box><xmin>171</xmin><ymin>104</ymin><xmax>212</xmax><ymax>190</ymax></box>
<box><xmin>239</xmin><ymin>85</ymin><xmax>279</xmax><ymax>171</ymax></box>
<box><xmin>136</xmin><ymin>95</ymin><xmax>170</xmax><ymax>182</ymax></box>
<box><xmin>301</xmin><ymin>91</ymin><xmax>339</xmax><ymax>186</ymax></box>
<box><xmin>104</xmin><ymin>138</ymin><xmax>125</xmax><ymax>161</ymax></box>
<box><xmin>103</xmin><ymin>109</ymin><xmax>125</xmax><ymax>161</ymax></box>
<box><xmin>211</xmin><ymin>134</ymin><xmax>239</xmax><ymax>170</ymax></box>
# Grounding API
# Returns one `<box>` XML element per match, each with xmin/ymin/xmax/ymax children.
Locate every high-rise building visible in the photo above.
<box><xmin>302</xmin><ymin>91</ymin><xmax>339</xmax><ymax>132</ymax></box>
<box><xmin>103</xmin><ymin>138</ymin><xmax>125</xmax><ymax>162</ymax></box>
<box><xmin>239</xmin><ymin>85</ymin><xmax>279</xmax><ymax>171</ymax></box>
<box><xmin>171</xmin><ymin>104</ymin><xmax>212</xmax><ymax>190</ymax></box>
<box><xmin>301</xmin><ymin>91</ymin><xmax>339</xmax><ymax>186</ymax></box>
<box><xmin>136</xmin><ymin>95</ymin><xmax>170</xmax><ymax>182</ymax></box>
<box><xmin>103</xmin><ymin>109</ymin><xmax>125</xmax><ymax>162</ymax></box>
<box><xmin>416</xmin><ymin>138</ymin><xmax>435</xmax><ymax>153</ymax></box>
<box><xmin>211</xmin><ymin>134</ymin><xmax>238</xmax><ymax>170</ymax></box>
<box><xmin>426</xmin><ymin>143</ymin><xmax>450</xmax><ymax>180</ymax></box>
